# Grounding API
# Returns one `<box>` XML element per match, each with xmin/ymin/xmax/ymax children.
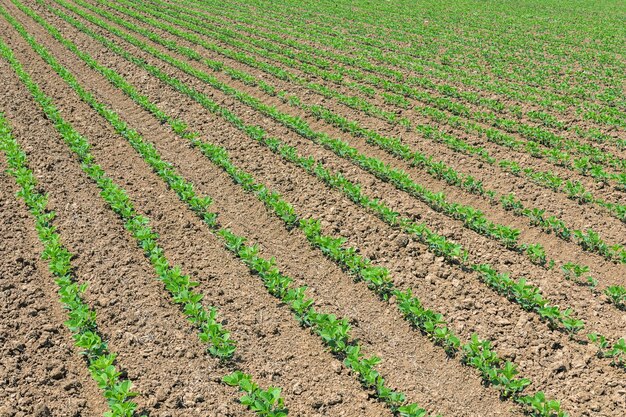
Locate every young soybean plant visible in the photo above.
<box><xmin>604</xmin><ymin>286</ymin><xmax>626</xmax><ymax>310</ymax></box>
<box><xmin>223</xmin><ymin>372</ymin><xmax>288</xmax><ymax>417</ymax></box>
<box><xmin>561</xmin><ymin>263</ymin><xmax>596</xmax><ymax>287</ymax></box>
<box><xmin>588</xmin><ymin>333</ymin><xmax>626</xmax><ymax>370</ymax></box>
<box><xmin>518</xmin><ymin>392</ymin><xmax>567</xmax><ymax>417</ymax></box>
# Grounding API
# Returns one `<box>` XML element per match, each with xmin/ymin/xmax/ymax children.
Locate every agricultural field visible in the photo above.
<box><xmin>1</xmin><ymin>0</ymin><xmax>625</xmax><ymax>416</ymax></box>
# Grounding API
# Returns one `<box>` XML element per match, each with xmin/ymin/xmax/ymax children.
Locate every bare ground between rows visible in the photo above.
<box><xmin>159</xmin><ymin>0</ymin><xmax>626</xmax><ymax>142</ymax></box>
<box><xmin>14</xmin><ymin>4</ymin><xmax>624</xmax><ymax>416</ymax></box>
<box><xmin>0</xmin><ymin>148</ymin><xmax>104</xmax><ymax>417</ymax></box>
<box><xmin>4</xmin><ymin>6</ymin><xmax>525</xmax><ymax>416</ymax></box>
<box><xmin>0</xmin><ymin>46</ymin><xmax>257</xmax><ymax>417</ymax></box>
<box><xmin>52</xmin><ymin>1</ymin><xmax>626</xmax><ymax>335</ymax></box>
<box><xmin>76</xmin><ymin>0</ymin><xmax>626</xmax><ymax>279</ymax></box>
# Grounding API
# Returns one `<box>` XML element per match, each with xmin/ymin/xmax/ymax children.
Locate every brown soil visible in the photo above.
<box><xmin>88</xmin><ymin>0</ymin><xmax>626</xmax><ymax>254</ymax></box>
<box><xmin>1</xmin><ymin>0</ymin><xmax>624</xmax><ymax>416</ymax></box>
<box><xmin>0</xmin><ymin>151</ymin><xmax>106</xmax><ymax>417</ymax></box>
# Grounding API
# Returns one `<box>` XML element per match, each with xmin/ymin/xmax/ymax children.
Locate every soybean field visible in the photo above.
<box><xmin>1</xmin><ymin>0</ymin><xmax>625</xmax><ymax>416</ymax></box>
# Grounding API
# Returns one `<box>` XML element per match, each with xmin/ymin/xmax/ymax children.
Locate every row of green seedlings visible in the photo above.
<box><xmin>119</xmin><ymin>0</ymin><xmax>626</xmax><ymax>181</ymax></box>
<box><xmin>313</xmin><ymin>0</ymin><xmax>626</xmax><ymax>80</ymax></box>
<box><xmin>172</xmin><ymin>0</ymin><xmax>626</xmax><ymax>133</ymax></box>
<box><xmin>413</xmin><ymin>97</ymin><xmax>626</xmax><ymax>179</ymax></box>
<box><xmin>0</xmin><ymin>113</ymin><xmax>137</xmax><ymax>417</ymax></box>
<box><xmin>58</xmin><ymin>0</ymin><xmax>596</xmax><ymax>336</ymax></box>
<box><xmin>414</xmin><ymin>106</ymin><xmax>626</xmax><ymax>222</ymax></box>
<box><xmin>48</xmin><ymin>0</ymin><xmax>626</xmax><ymax>372</ymax></box>
<box><xmin>88</xmin><ymin>0</ymin><xmax>626</xmax><ymax>314</ymax></box>
<box><xmin>83</xmin><ymin>0</ymin><xmax>626</xmax><ymax>266</ymax></box>
<box><xmin>588</xmin><ymin>334</ymin><xmax>626</xmax><ymax>371</ymax></box>
<box><xmin>5</xmin><ymin>10</ymin><xmax>432</xmax><ymax>416</ymax></box>
<box><xmin>112</xmin><ymin>0</ymin><xmax>626</xmax><ymax>225</ymax></box>
<box><xmin>171</xmin><ymin>0</ymin><xmax>626</xmax><ymax>141</ymax></box>
<box><xmin>0</xmin><ymin>25</ymin><xmax>284</xmax><ymax>416</ymax></box>
<box><xmin>161</xmin><ymin>0</ymin><xmax>519</xmax><ymax>113</ymax></box>
<box><xmin>307</xmin><ymin>0</ymin><xmax>626</xmax><ymax>123</ymax></box>
<box><xmin>51</xmin><ymin>0</ymin><xmax>591</xmax><ymax>333</ymax></box>
<box><xmin>73</xmin><ymin>0</ymin><xmax>626</xmax><ymax>305</ymax></box>
<box><xmin>20</xmin><ymin>5</ymin><xmax>570</xmax><ymax>415</ymax></box>
<box><xmin>87</xmin><ymin>0</ymin><xmax>626</xmax><ymax>373</ymax></box>
<box><xmin>234</xmin><ymin>0</ymin><xmax>620</xmax><ymax>60</ymax></box>
<box><xmin>58</xmin><ymin>0</ymin><xmax>581</xmax><ymax>271</ymax></box>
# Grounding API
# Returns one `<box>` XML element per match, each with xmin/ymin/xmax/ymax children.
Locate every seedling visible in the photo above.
<box><xmin>604</xmin><ymin>285</ymin><xmax>626</xmax><ymax>309</ymax></box>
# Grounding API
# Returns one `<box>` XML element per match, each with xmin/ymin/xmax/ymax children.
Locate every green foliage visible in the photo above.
<box><xmin>604</xmin><ymin>286</ymin><xmax>626</xmax><ymax>309</ymax></box>
<box><xmin>0</xmin><ymin>112</ymin><xmax>137</xmax><ymax>416</ymax></box>
<box><xmin>30</xmin><ymin>4</ymin><xmax>544</xmax><ymax>412</ymax></box>
<box><xmin>517</xmin><ymin>392</ymin><xmax>567</xmax><ymax>417</ymax></box>
<box><xmin>223</xmin><ymin>372</ymin><xmax>288</xmax><ymax>417</ymax></box>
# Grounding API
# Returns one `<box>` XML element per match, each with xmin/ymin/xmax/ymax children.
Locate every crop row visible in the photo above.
<box><xmin>48</xmin><ymin>0</ymin><xmax>595</xmax><ymax>335</ymax></box>
<box><xmin>64</xmin><ymin>0</ymin><xmax>626</xmax><ymax>317</ymax></box>
<box><xmin>0</xmin><ymin>112</ymin><xmax>137</xmax><ymax>417</ymax></box>
<box><xmin>149</xmin><ymin>0</ymin><xmax>626</xmax><ymax>373</ymax></box>
<box><xmin>4</xmin><ymin>5</ymin><xmax>625</xmax><ymax>417</ymax></box>
<box><xmin>4</xmin><ymin>6</ymin><xmax>440</xmax><ymax>414</ymax></box>
<box><xmin>0</xmin><ymin>15</ymin><xmax>287</xmax><ymax>415</ymax></box>
<box><xmin>111</xmin><ymin>0</ymin><xmax>626</xmax><ymax>226</ymax></box>
<box><xmin>203</xmin><ymin>0</ymin><xmax>626</xmax><ymax>142</ymax></box>
<box><xmin>163</xmin><ymin>0</ymin><xmax>626</xmax><ymax>365</ymax></box>
<box><xmin>176</xmin><ymin>0</ymin><xmax>626</xmax><ymax>132</ymax></box>
<box><xmin>87</xmin><ymin>0</ymin><xmax>626</xmax><ymax>250</ymax></box>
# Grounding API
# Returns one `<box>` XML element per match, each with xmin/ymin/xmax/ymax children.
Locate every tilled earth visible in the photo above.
<box><xmin>1</xmin><ymin>0</ymin><xmax>625</xmax><ymax>416</ymax></box>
